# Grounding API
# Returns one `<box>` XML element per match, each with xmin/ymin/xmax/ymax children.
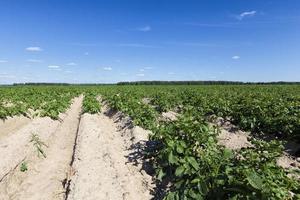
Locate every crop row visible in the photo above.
<box><xmin>98</xmin><ymin>85</ymin><xmax>300</xmax><ymax>140</ymax></box>
<box><xmin>1</xmin><ymin>85</ymin><xmax>299</xmax><ymax>198</ymax></box>
<box><xmin>0</xmin><ymin>86</ymin><xmax>81</xmax><ymax>119</ymax></box>
<box><xmin>99</xmin><ymin>86</ymin><xmax>300</xmax><ymax>199</ymax></box>
<box><xmin>2</xmin><ymin>85</ymin><xmax>298</xmax><ymax>138</ymax></box>
<box><xmin>82</xmin><ymin>92</ymin><xmax>101</xmax><ymax>114</ymax></box>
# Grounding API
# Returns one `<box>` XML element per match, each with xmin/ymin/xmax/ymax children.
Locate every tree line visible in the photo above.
<box><xmin>4</xmin><ymin>81</ymin><xmax>300</xmax><ymax>86</ymax></box>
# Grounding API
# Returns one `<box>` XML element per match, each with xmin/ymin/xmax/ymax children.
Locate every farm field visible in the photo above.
<box><xmin>0</xmin><ymin>85</ymin><xmax>300</xmax><ymax>200</ymax></box>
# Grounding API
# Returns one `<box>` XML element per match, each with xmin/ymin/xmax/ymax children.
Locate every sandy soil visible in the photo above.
<box><xmin>0</xmin><ymin>116</ymin><xmax>31</xmax><ymax>140</ymax></box>
<box><xmin>277</xmin><ymin>155</ymin><xmax>300</xmax><ymax>169</ymax></box>
<box><xmin>0</xmin><ymin>96</ymin><xmax>83</xmax><ymax>200</ymax></box>
<box><xmin>208</xmin><ymin>117</ymin><xmax>251</xmax><ymax>150</ymax></box>
<box><xmin>213</xmin><ymin>118</ymin><xmax>300</xmax><ymax>171</ymax></box>
<box><xmin>67</xmin><ymin>109</ymin><xmax>153</xmax><ymax>200</ymax></box>
<box><xmin>142</xmin><ymin>98</ymin><xmax>151</xmax><ymax>105</ymax></box>
<box><xmin>217</xmin><ymin>128</ymin><xmax>252</xmax><ymax>150</ymax></box>
<box><xmin>0</xmin><ymin>98</ymin><xmax>154</xmax><ymax>200</ymax></box>
<box><xmin>0</xmin><ymin>117</ymin><xmax>60</xmax><ymax>182</ymax></box>
<box><xmin>160</xmin><ymin>111</ymin><xmax>178</xmax><ymax>122</ymax></box>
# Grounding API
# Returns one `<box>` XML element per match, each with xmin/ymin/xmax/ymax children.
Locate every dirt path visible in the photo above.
<box><xmin>0</xmin><ymin>96</ymin><xmax>83</xmax><ymax>200</ymax></box>
<box><xmin>67</xmin><ymin>111</ymin><xmax>153</xmax><ymax>200</ymax></box>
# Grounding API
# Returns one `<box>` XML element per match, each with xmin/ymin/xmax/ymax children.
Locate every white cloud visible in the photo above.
<box><xmin>237</xmin><ymin>11</ymin><xmax>257</xmax><ymax>20</ymax></box>
<box><xmin>144</xmin><ymin>67</ymin><xmax>153</xmax><ymax>70</ymax></box>
<box><xmin>25</xmin><ymin>47</ymin><xmax>43</xmax><ymax>52</ymax></box>
<box><xmin>66</xmin><ymin>62</ymin><xmax>77</xmax><ymax>66</ymax></box>
<box><xmin>136</xmin><ymin>73</ymin><xmax>145</xmax><ymax>77</ymax></box>
<box><xmin>232</xmin><ymin>56</ymin><xmax>240</xmax><ymax>60</ymax></box>
<box><xmin>137</xmin><ymin>25</ymin><xmax>151</xmax><ymax>32</ymax></box>
<box><xmin>48</xmin><ymin>65</ymin><xmax>60</xmax><ymax>69</ymax></box>
<box><xmin>0</xmin><ymin>60</ymin><xmax>8</xmax><ymax>63</ymax></box>
<box><xmin>139</xmin><ymin>69</ymin><xmax>145</xmax><ymax>72</ymax></box>
<box><xmin>168</xmin><ymin>72</ymin><xmax>175</xmax><ymax>75</ymax></box>
<box><xmin>27</xmin><ymin>59</ymin><xmax>43</xmax><ymax>63</ymax></box>
<box><xmin>103</xmin><ymin>67</ymin><xmax>112</xmax><ymax>71</ymax></box>
<box><xmin>48</xmin><ymin>65</ymin><xmax>62</xmax><ymax>71</ymax></box>
<box><xmin>65</xmin><ymin>70</ymin><xmax>73</xmax><ymax>73</ymax></box>
<box><xmin>84</xmin><ymin>52</ymin><xmax>89</xmax><ymax>56</ymax></box>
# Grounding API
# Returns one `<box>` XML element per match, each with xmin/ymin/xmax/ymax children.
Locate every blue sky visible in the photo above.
<box><xmin>0</xmin><ymin>0</ymin><xmax>299</xmax><ymax>83</ymax></box>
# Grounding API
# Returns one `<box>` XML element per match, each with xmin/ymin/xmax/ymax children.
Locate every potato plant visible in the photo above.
<box><xmin>82</xmin><ymin>93</ymin><xmax>101</xmax><ymax>114</ymax></box>
<box><xmin>0</xmin><ymin>84</ymin><xmax>299</xmax><ymax>199</ymax></box>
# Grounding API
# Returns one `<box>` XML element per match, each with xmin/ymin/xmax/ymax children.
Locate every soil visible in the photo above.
<box><xmin>160</xmin><ymin>111</ymin><xmax>178</xmax><ymax>122</ymax></box>
<box><xmin>67</xmin><ymin>110</ymin><xmax>153</xmax><ymax>200</ymax></box>
<box><xmin>0</xmin><ymin>116</ymin><xmax>31</xmax><ymax>140</ymax></box>
<box><xmin>0</xmin><ymin>96</ymin><xmax>83</xmax><ymax>199</ymax></box>
<box><xmin>0</xmin><ymin>97</ymin><xmax>154</xmax><ymax>200</ymax></box>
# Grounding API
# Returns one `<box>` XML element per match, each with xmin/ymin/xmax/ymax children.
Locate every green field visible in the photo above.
<box><xmin>1</xmin><ymin>85</ymin><xmax>300</xmax><ymax>199</ymax></box>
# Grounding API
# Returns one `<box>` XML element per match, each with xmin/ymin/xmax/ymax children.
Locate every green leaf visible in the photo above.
<box><xmin>246</xmin><ymin>171</ymin><xmax>263</xmax><ymax>190</ymax></box>
<box><xmin>191</xmin><ymin>178</ymin><xmax>200</xmax><ymax>184</ymax></box>
<box><xmin>223</xmin><ymin>148</ymin><xmax>233</xmax><ymax>159</ymax></box>
<box><xmin>187</xmin><ymin>157</ymin><xmax>199</xmax><ymax>170</ymax></box>
<box><xmin>168</xmin><ymin>151</ymin><xmax>177</xmax><ymax>164</ymax></box>
<box><xmin>176</xmin><ymin>145</ymin><xmax>184</xmax><ymax>154</ymax></box>
<box><xmin>188</xmin><ymin>189</ymin><xmax>203</xmax><ymax>199</ymax></box>
<box><xmin>198</xmin><ymin>180</ymin><xmax>208</xmax><ymax>195</ymax></box>
<box><xmin>179</xmin><ymin>141</ymin><xmax>187</xmax><ymax>148</ymax></box>
<box><xmin>175</xmin><ymin>166</ymin><xmax>185</xmax><ymax>176</ymax></box>
<box><xmin>174</xmin><ymin>179</ymin><xmax>185</xmax><ymax>189</ymax></box>
<box><xmin>166</xmin><ymin>192</ymin><xmax>179</xmax><ymax>200</ymax></box>
<box><xmin>157</xmin><ymin>169</ymin><xmax>165</xmax><ymax>181</ymax></box>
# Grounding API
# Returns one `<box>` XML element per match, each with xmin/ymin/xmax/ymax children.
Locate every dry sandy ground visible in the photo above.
<box><xmin>0</xmin><ymin>98</ymin><xmax>153</xmax><ymax>200</ymax></box>
<box><xmin>160</xmin><ymin>111</ymin><xmax>178</xmax><ymax>122</ymax></box>
<box><xmin>0</xmin><ymin>96</ymin><xmax>83</xmax><ymax>200</ymax></box>
<box><xmin>215</xmin><ymin>120</ymin><xmax>252</xmax><ymax>150</ymax></box>
<box><xmin>0</xmin><ymin>116</ymin><xmax>31</xmax><ymax>140</ymax></box>
<box><xmin>0</xmin><ymin>117</ymin><xmax>61</xmax><ymax>182</ymax></box>
<box><xmin>67</xmin><ymin>110</ymin><xmax>153</xmax><ymax>200</ymax></box>
<box><xmin>213</xmin><ymin>118</ymin><xmax>300</xmax><ymax>171</ymax></box>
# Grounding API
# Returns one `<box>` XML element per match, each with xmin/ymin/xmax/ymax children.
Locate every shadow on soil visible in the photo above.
<box><xmin>126</xmin><ymin>140</ymin><xmax>169</xmax><ymax>200</ymax></box>
<box><xmin>103</xmin><ymin>106</ymin><xmax>169</xmax><ymax>200</ymax></box>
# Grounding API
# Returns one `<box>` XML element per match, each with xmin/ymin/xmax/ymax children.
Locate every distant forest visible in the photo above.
<box><xmin>117</xmin><ymin>81</ymin><xmax>300</xmax><ymax>85</ymax></box>
<box><xmin>5</xmin><ymin>81</ymin><xmax>300</xmax><ymax>86</ymax></box>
